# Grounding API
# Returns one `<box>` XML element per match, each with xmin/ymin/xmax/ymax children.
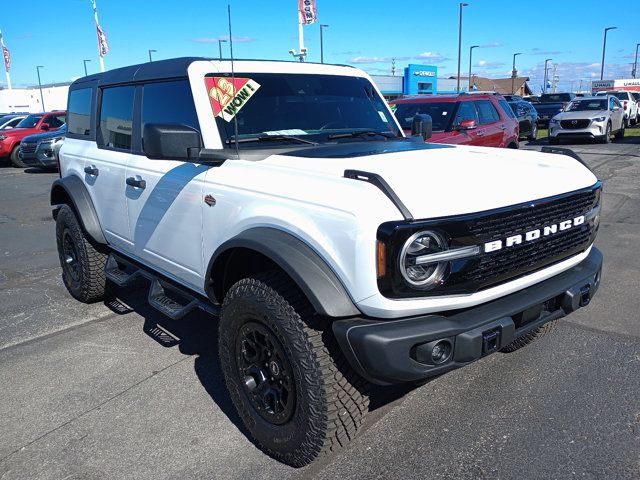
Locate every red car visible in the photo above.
<box><xmin>0</xmin><ymin>111</ymin><xmax>66</xmax><ymax>166</ymax></box>
<box><xmin>390</xmin><ymin>93</ymin><xmax>519</xmax><ymax>148</ymax></box>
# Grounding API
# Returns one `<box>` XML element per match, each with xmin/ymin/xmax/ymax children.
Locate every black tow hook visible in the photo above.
<box><xmin>482</xmin><ymin>328</ymin><xmax>501</xmax><ymax>354</ymax></box>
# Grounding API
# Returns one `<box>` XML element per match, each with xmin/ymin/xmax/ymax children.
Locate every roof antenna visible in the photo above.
<box><xmin>228</xmin><ymin>3</ymin><xmax>240</xmax><ymax>159</ymax></box>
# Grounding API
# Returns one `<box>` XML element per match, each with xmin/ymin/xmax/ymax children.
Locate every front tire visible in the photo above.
<box><xmin>528</xmin><ymin>123</ymin><xmax>538</xmax><ymax>141</ymax></box>
<box><xmin>218</xmin><ymin>272</ymin><xmax>369</xmax><ymax>467</ymax></box>
<box><xmin>55</xmin><ymin>205</ymin><xmax>108</xmax><ymax>303</ymax></box>
<box><xmin>10</xmin><ymin>146</ymin><xmax>27</xmax><ymax>168</ymax></box>
<box><xmin>599</xmin><ymin>123</ymin><xmax>612</xmax><ymax>144</ymax></box>
<box><xmin>615</xmin><ymin>120</ymin><xmax>625</xmax><ymax>140</ymax></box>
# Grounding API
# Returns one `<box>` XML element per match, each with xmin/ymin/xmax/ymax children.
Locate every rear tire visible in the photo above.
<box><xmin>500</xmin><ymin>320</ymin><xmax>557</xmax><ymax>353</ymax></box>
<box><xmin>218</xmin><ymin>272</ymin><xmax>369</xmax><ymax>467</ymax></box>
<box><xmin>10</xmin><ymin>146</ymin><xmax>27</xmax><ymax>168</ymax></box>
<box><xmin>55</xmin><ymin>205</ymin><xmax>108</xmax><ymax>303</ymax></box>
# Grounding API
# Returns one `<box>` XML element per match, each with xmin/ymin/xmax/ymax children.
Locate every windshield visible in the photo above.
<box><xmin>605</xmin><ymin>92</ymin><xmax>629</xmax><ymax>101</ymax></box>
<box><xmin>207</xmin><ymin>73</ymin><xmax>400</xmax><ymax>144</ymax></box>
<box><xmin>540</xmin><ymin>93</ymin><xmax>572</xmax><ymax>103</ymax></box>
<box><xmin>567</xmin><ymin>99</ymin><xmax>607</xmax><ymax>111</ymax></box>
<box><xmin>16</xmin><ymin>114</ymin><xmax>43</xmax><ymax>129</ymax></box>
<box><xmin>392</xmin><ymin>102</ymin><xmax>455</xmax><ymax>131</ymax></box>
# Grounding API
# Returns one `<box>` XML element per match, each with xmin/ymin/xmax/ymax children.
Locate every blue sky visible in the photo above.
<box><xmin>1</xmin><ymin>0</ymin><xmax>638</xmax><ymax>93</ymax></box>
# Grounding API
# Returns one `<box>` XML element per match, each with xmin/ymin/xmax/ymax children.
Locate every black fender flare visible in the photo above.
<box><xmin>206</xmin><ymin>227</ymin><xmax>360</xmax><ymax>318</ymax></box>
<box><xmin>50</xmin><ymin>175</ymin><xmax>107</xmax><ymax>244</ymax></box>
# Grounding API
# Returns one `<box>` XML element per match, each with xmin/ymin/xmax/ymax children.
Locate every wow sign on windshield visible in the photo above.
<box><xmin>205</xmin><ymin>76</ymin><xmax>261</xmax><ymax>122</ymax></box>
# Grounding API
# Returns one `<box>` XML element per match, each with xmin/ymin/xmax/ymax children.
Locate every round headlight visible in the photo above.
<box><xmin>399</xmin><ymin>230</ymin><xmax>448</xmax><ymax>288</ymax></box>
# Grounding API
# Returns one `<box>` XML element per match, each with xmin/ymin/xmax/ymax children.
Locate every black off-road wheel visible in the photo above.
<box><xmin>55</xmin><ymin>205</ymin><xmax>108</xmax><ymax>303</ymax></box>
<box><xmin>10</xmin><ymin>146</ymin><xmax>27</xmax><ymax>168</ymax></box>
<box><xmin>218</xmin><ymin>272</ymin><xmax>369</xmax><ymax>467</ymax></box>
<box><xmin>500</xmin><ymin>320</ymin><xmax>557</xmax><ymax>353</ymax></box>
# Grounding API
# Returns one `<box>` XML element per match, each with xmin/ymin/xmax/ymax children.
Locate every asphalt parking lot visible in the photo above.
<box><xmin>1</xmin><ymin>135</ymin><xmax>639</xmax><ymax>480</ymax></box>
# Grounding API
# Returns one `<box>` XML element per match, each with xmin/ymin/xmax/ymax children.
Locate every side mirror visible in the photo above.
<box><xmin>40</xmin><ymin>123</ymin><xmax>50</xmax><ymax>131</ymax></box>
<box><xmin>142</xmin><ymin>123</ymin><xmax>203</xmax><ymax>160</ymax></box>
<box><xmin>457</xmin><ymin>119</ymin><xmax>477</xmax><ymax>130</ymax></box>
<box><xmin>411</xmin><ymin>114</ymin><xmax>432</xmax><ymax>140</ymax></box>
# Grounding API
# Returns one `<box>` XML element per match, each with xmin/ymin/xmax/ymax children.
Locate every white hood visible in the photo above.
<box><xmin>262</xmin><ymin>144</ymin><xmax>598</xmax><ymax>220</ymax></box>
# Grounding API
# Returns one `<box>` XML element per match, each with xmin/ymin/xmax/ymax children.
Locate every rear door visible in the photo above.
<box><xmin>124</xmin><ymin>79</ymin><xmax>209</xmax><ymax>290</ymax></box>
<box><xmin>86</xmin><ymin>85</ymin><xmax>135</xmax><ymax>249</ymax></box>
<box><xmin>474</xmin><ymin>100</ymin><xmax>503</xmax><ymax>146</ymax></box>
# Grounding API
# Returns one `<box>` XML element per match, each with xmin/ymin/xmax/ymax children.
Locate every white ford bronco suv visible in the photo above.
<box><xmin>52</xmin><ymin>58</ymin><xmax>603</xmax><ymax>466</ymax></box>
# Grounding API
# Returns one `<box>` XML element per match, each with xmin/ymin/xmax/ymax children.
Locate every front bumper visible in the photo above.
<box><xmin>333</xmin><ymin>247</ymin><xmax>602</xmax><ymax>385</ymax></box>
<box><xmin>549</xmin><ymin>121</ymin><xmax>605</xmax><ymax>140</ymax></box>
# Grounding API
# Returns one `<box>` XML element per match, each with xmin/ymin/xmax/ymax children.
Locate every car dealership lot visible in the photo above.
<box><xmin>1</xmin><ymin>136</ymin><xmax>639</xmax><ymax>479</ymax></box>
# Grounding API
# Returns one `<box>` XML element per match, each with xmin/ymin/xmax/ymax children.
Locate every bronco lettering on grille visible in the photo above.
<box><xmin>484</xmin><ymin>215</ymin><xmax>586</xmax><ymax>253</ymax></box>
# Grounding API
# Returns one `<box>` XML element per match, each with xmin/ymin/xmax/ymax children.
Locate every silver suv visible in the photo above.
<box><xmin>549</xmin><ymin>96</ymin><xmax>625</xmax><ymax>144</ymax></box>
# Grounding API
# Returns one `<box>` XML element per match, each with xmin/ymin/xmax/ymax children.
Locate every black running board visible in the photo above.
<box><xmin>105</xmin><ymin>253</ymin><xmax>219</xmax><ymax>320</ymax></box>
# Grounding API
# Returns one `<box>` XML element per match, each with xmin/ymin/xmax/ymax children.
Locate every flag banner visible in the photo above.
<box><xmin>205</xmin><ymin>76</ymin><xmax>261</xmax><ymax>122</ymax></box>
<box><xmin>298</xmin><ymin>0</ymin><xmax>317</xmax><ymax>25</ymax></box>
<box><xmin>96</xmin><ymin>23</ymin><xmax>109</xmax><ymax>57</ymax></box>
<box><xmin>2</xmin><ymin>46</ymin><xmax>9</xmax><ymax>73</ymax></box>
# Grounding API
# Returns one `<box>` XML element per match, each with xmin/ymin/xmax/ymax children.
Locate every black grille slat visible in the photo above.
<box><xmin>20</xmin><ymin>143</ymin><xmax>37</xmax><ymax>155</ymax></box>
<box><xmin>560</xmin><ymin>119</ymin><xmax>590</xmax><ymax>129</ymax></box>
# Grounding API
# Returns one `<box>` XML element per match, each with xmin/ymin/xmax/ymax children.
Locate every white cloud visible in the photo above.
<box><xmin>414</xmin><ymin>52</ymin><xmax>449</xmax><ymax>63</ymax></box>
<box><xmin>349</xmin><ymin>56</ymin><xmax>409</xmax><ymax>64</ymax></box>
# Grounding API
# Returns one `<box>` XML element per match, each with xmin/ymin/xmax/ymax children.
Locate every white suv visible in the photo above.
<box><xmin>52</xmin><ymin>58</ymin><xmax>603</xmax><ymax>466</ymax></box>
<box><xmin>596</xmin><ymin>90</ymin><xmax>639</xmax><ymax>125</ymax></box>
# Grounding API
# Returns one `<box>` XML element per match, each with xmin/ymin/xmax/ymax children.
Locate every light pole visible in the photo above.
<box><xmin>83</xmin><ymin>59</ymin><xmax>91</xmax><ymax>77</ymax></box>
<box><xmin>600</xmin><ymin>26</ymin><xmax>617</xmax><ymax>80</ymax></box>
<box><xmin>218</xmin><ymin>39</ymin><xmax>228</xmax><ymax>60</ymax></box>
<box><xmin>36</xmin><ymin>66</ymin><xmax>45</xmax><ymax>112</ymax></box>
<box><xmin>543</xmin><ymin>58</ymin><xmax>552</xmax><ymax>94</ymax></box>
<box><xmin>320</xmin><ymin>24</ymin><xmax>329</xmax><ymax>64</ymax></box>
<box><xmin>456</xmin><ymin>2</ymin><xmax>469</xmax><ymax>93</ymax></box>
<box><xmin>633</xmin><ymin>43</ymin><xmax>640</xmax><ymax>79</ymax></box>
<box><xmin>468</xmin><ymin>45</ymin><xmax>479</xmax><ymax>91</ymax></box>
<box><xmin>148</xmin><ymin>49</ymin><xmax>156</xmax><ymax>62</ymax></box>
<box><xmin>511</xmin><ymin>52</ymin><xmax>522</xmax><ymax>94</ymax></box>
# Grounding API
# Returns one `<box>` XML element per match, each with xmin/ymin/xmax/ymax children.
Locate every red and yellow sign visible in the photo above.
<box><xmin>205</xmin><ymin>76</ymin><xmax>261</xmax><ymax>122</ymax></box>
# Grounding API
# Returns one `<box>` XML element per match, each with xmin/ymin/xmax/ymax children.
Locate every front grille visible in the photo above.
<box><xmin>560</xmin><ymin>119</ymin><xmax>591</xmax><ymax>129</ymax></box>
<box><xmin>19</xmin><ymin>143</ymin><xmax>37</xmax><ymax>155</ymax></box>
<box><xmin>460</xmin><ymin>188</ymin><xmax>598</xmax><ymax>289</ymax></box>
<box><xmin>377</xmin><ymin>184</ymin><xmax>601</xmax><ymax>299</ymax></box>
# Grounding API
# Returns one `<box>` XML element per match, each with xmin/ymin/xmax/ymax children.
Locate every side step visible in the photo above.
<box><xmin>104</xmin><ymin>253</ymin><xmax>220</xmax><ymax>320</ymax></box>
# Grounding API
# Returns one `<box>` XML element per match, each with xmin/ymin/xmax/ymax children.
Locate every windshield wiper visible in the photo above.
<box><xmin>226</xmin><ymin>134</ymin><xmax>318</xmax><ymax>145</ymax></box>
<box><xmin>327</xmin><ymin>130</ymin><xmax>396</xmax><ymax>140</ymax></box>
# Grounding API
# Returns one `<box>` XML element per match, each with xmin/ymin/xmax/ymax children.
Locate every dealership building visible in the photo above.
<box><xmin>371</xmin><ymin>63</ymin><xmax>532</xmax><ymax>99</ymax></box>
<box><xmin>0</xmin><ymin>83</ymin><xmax>70</xmax><ymax>113</ymax></box>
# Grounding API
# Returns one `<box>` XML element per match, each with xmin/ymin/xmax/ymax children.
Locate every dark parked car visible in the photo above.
<box><xmin>502</xmin><ymin>95</ymin><xmax>523</xmax><ymax>102</ymax></box>
<box><xmin>509</xmin><ymin>100</ymin><xmax>539</xmax><ymax>140</ymax></box>
<box><xmin>535</xmin><ymin>93</ymin><xmax>576</xmax><ymax>126</ymax></box>
<box><xmin>524</xmin><ymin>95</ymin><xmax>540</xmax><ymax>104</ymax></box>
<box><xmin>18</xmin><ymin>124</ymin><xmax>66</xmax><ymax>169</ymax></box>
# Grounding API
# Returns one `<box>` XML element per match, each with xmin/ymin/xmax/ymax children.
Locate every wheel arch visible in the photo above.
<box><xmin>50</xmin><ymin>175</ymin><xmax>107</xmax><ymax>245</ymax></box>
<box><xmin>205</xmin><ymin>227</ymin><xmax>360</xmax><ymax>318</ymax></box>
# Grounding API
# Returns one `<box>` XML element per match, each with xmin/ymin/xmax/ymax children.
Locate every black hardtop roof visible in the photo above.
<box><xmin>70</xmin><ymin>57</ymin><xmax>355</xmax><ymax>90</ymax></box>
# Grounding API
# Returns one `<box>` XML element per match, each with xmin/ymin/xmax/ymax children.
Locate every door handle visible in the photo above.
<box><xmin>84</xmin><ymin>165</ymin><xmax>99</xmax><ymax>176</ymax></box>
<box><xmin>475</xmin><ymin>130</ymin><xmax>485</xmax><ymax>136</ymax></box>
<box><xmin>500</xmin><ymin>125</ymin><xmax>507</xmax><ymax>130</ymax></box>
<box><xmin>126</xmin><ymin>176</ymin><xmax>146</xmax><ymax>189</ymax></box>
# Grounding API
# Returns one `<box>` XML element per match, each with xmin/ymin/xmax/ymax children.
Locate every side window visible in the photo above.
<box><xmin>498</xmin><ymin>99</ymin><xmax>516</xmax><ymax>119</ymax></box>
<box><xmin>609</xmin><ymin>98</ymin><xmax>616</xmax><ymax>110</ymax></box>
<box><xmin>67</xmin><ymin>88</ymin><xmax>93</xmax><ymax>136</ymax></box>
<box><xmin>44</xmin><ymin>115</ymin><xmax>65</xmax><ymax>128</ymax></box>
<box><xmin>141</xmin><ymin>80</ymin><xmax>200</xmax><ymax>141</ymax></box>
<box><xmin>8</xmin><ymin>117</ymin><xmax>22</xmax><ymax>128</ymax></box>
<box><xmin>98</xmin><ymin>86</ymin><xmax>135</xmax><ymax>150</ymax></box>
<box><xmin>475</xmin><ymin>100</ymin><xmax>500</xmax><ymax>124</ymax></box>
<box><xmin>454</xmin><ymin>101</ymin><xmax>479</xmax><ymax>125</ymax></box>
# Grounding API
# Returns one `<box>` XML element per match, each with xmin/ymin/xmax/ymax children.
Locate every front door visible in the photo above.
<box><xmin>125</xmin><ymin>80</ymin><xmax>208</xmax><ymax>290</ymax></box>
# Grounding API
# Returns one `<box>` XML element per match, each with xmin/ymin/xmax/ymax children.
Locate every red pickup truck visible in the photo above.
<box><xmin>0</xmin><ymin>111</ymin><xmax>66</xmax><ymax>167</ymax></box>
